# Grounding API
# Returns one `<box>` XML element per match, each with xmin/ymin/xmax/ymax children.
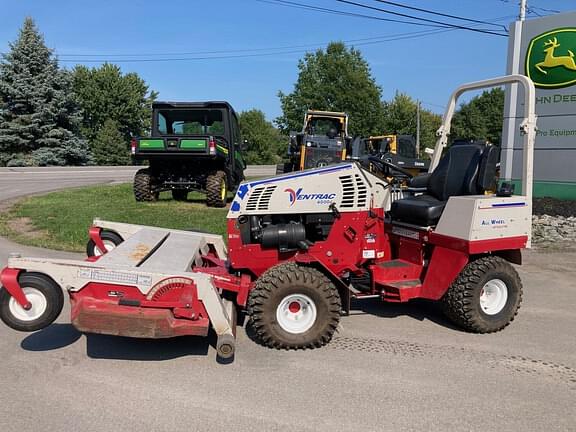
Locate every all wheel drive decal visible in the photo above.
<box><xmin>480</xmin><ymin>218</ymin><xmax>508</xmax><ymax>228</ymax></box>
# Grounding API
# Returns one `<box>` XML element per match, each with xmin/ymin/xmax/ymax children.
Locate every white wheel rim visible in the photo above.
<box><xmin>479</xmin><ymin>279</ymin><xmax>508</xmax><ymax>315</ymax></box>
<box><xmin>276</xmin><ymin>294</ymin><xmax>317</xmax><ymax>334</ymax></box>
<box><xmin>8</xmin><ymin>287</ymin><xmax>48</xmax><ymax>322</ymax></box>
<box><xmin>94</xmin><ymin>240</ymin><xmax>116</xmax><ymax>256</ymax></box>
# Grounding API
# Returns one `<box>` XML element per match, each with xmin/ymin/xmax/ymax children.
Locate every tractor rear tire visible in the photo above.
<box><xmin>441</xmin><ymin>256</ymin><xmax>522</xmax><ymax>333</ymax></box>
<box><xmin>206</xmin><ymin>171</ymin><xmax>227</xmax><ymax>208</ymax></box>
<box><xmin>0</xmin><ymin>273</ymin><xmax>64</xmax><ymax>332</ymax></box>
<box><xmin>133</xmin><ymin>168</ymin><xmax>158</xmax><ymax>202</ymax></box>
<box><xmin>247</xmin><ymin>262</ymin><xmax>341</xmax><ymax>349</ymax></box>
<box><xmin>86</xmin><ymin>230</ymin><xmax>124</xmax><ymax>257</ymax></box>
<box><xmin>172</xmin><ymin>189</ymin><xmax>188</xmax><ymax>201</ymax></box>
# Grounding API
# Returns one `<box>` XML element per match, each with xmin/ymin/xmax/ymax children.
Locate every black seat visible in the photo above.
<box><xmin>390</xmin><ymin>144</ymin><xmax>498</xmax><ymax>226</ymax></box>
<box><xmin>392</xmin><ymin>194</ymin><xmax>447</xmax><ymax>226</ymax></box>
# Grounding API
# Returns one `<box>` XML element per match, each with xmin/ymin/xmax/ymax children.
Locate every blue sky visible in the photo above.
<box><xmin>1</xmin><ymin>0</ymin><xmax>574</xmax><ymax>120</ymax></box>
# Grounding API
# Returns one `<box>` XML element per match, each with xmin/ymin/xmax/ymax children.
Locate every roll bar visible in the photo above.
<box><xmin>430</xmin><ymin>74</ymin><xmax>537</xmax><ymax>203</ymax></box>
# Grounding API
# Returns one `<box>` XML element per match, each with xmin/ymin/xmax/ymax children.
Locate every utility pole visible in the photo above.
<box><xmin>519</xmin><ymin>0</ymin><xmax>527</xmax><ymax>21</ymax></box>
<box><xmin>416</xmin><ymin>100</ymin><xmax>421</xmax><ymax>157</ymax></box>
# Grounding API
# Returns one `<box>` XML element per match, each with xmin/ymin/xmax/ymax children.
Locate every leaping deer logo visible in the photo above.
<box><xmin>535</xmin><ymin>37</ymin><xmax>576</xmax><ymax>75</ymax></box>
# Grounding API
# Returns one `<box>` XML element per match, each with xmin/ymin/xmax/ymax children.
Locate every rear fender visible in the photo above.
<box><xmin>469</xmin><ymin>249</ymin><xmax>522</xmax><ymax>265</ymax></box>
<box><xmin>420</xmin><ymin>246</ymin><xmax>469</xmax><ymax>300</ymax></box>
<box><xmin>493</xmin><ymin>249</ymin><xmax>522</xmax><ymax>265</ymax></box>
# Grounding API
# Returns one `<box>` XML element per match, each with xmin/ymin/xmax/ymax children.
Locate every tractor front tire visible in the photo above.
<box><xmin>248</xmin><ymin>262</ymin><xmax>341</xmax><ymax>349</ymax></box>
<box><xmin>206</xmin><ymin>171</ymin><xmax>227</xmax><ymax>208</ymax></box>
<box><xmin>0</xmin><ymin>273</ymin><xmax>64</xmax><ymax>332</ymax></box>
<box><xmin>133</xmin><ymin>168</ymin><xmax>158</xmax><ymax>202</ymax></box>
<box><xmin>86</xmin><ymin>230</ymin><xmax>124</xmax><ymax>257</ymax></box>
<box><xmin>441</xmin><ymin>256</ymin><xmax>522</xmax><ymax>333</ymax></box>
<box><xmin>172</xmin><ymin>189</ymin><xmax>188</xmax><ymax>201</ymax></box>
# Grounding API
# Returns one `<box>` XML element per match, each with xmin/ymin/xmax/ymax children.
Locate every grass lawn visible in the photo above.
<box><xmin>0</xmin><ymin>184</ymin><xmax>229</xmax><ymax>252</ymax></box>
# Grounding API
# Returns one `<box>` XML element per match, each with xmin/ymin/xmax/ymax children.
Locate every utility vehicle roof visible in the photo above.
<box><xmin>152</xmin><ymin>101</ymin><xmax>238</xmax><ymax>118</ymax></box>
<box><xmin>306</xmin><ymin>110</ymin><xmax>348</xmax><ymax>118</ymax></box>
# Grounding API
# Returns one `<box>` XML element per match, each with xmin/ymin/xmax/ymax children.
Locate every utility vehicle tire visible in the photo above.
<box><xmin>172</xmin><ymin>189</ymin><xmax>188</xmax><ymax>201</ymax></box>
<box><xmin>0</xmin><ymin>273</ymin><xmax>64</xmax><ymax>332</ymax></box>
<box><xmin>248</xmin><ymin>262</ymin><xmax>341</xmax><ymax>349</ymax></box>
<box><xmin>441</xmin><ymin>256</ymin><xmax>522</xmax><ymax>333</ymax></box>
<box><xmin>133</xmin><ymin>168</ymin><xmax>158</xmax><ymax>202</ymax></box>
<box><xmin>86</xmin><ymin>230</ymin><xmax>124</xmax><ymax>257</ymax></box>
<box><xmin>206</xmin><ymin>171</ymin><xmax>227</xmax><ymax>208</ymax></box>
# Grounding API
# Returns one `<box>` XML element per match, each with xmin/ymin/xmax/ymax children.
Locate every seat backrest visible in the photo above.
<box><xmin>477</xmin><ymin>144</ymin><xmax>499</xmax><ymax>192</ymax></box>
<box><xmin>427</xmin><ymin>144</ymin><xmax>483</xmax><ymax>201</ymax></box>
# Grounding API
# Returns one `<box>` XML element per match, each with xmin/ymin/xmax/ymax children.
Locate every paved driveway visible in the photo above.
<box><xmin>0</xmin><ymin>167</ymin><xmax>574</xmax><ymax>432</ymax></box>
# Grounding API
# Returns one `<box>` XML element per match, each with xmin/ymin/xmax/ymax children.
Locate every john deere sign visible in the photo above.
<box><xmin>501</xmin><ymin>12</ymin><xmax>576</xmax><ymax>199</ymax></box>
<box><xmin>526</xmin><ymin>28</ymin><xmax>576</xmax><ymax>89</ymax></box>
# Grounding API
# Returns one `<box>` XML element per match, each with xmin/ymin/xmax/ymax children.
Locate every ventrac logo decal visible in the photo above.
<box><xmin>284</xmin><ymin>188</ymin><xmax>336</xmax><ymax>206</ymax></box>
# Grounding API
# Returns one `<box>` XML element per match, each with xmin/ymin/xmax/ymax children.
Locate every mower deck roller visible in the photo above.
<box><xmin>0</xmin><ymin>224</ymin><xmax>237</xmax><ymax>360</ymax></box>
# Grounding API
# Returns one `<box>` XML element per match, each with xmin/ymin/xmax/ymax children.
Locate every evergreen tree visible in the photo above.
<box><xmin>0</xmin><ymin>17</ymin><xmax>91</xmax><ymax>166</ymax></box>
<box><xmin>277</xmin><ymin>42</ymin><xmax>385</xmax><ymax>137</ymax></box>
<box><xmin>92</xmin><ymin>119</ymin><xmax>130</xmax><ymax>165</ymax></box>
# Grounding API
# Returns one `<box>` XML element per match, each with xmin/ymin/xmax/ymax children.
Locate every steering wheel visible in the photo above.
<box><xmin>368</xmin><ymin>156</ymin><xmax>414</xmax><ymax>179</ymax></box>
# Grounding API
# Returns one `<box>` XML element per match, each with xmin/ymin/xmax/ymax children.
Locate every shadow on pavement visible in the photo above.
<box><xmin>20</xmin><ymin>323</ymin><xmax>82</xmax><ymax>350</ymax></box>
<box><xmin>85</xmin><ymin>333</ymin><xmax>210</xmax><ymax>361</ymax></box>
<box><xmin>20</xmin><ymin>323</ymin><xmax>212</xmax><ymax>361</ymax></box>
<box><xmin>350</xmin><ymin>297</ymin><xmax>461</xmax><ymax>331</ymax></box>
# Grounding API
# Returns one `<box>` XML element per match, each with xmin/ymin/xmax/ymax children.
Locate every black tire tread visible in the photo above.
<box><xmin>206</xmin><ymin>170</ymin><xmax>227</xmax><ymax>207</ymax></box>
<box><xmin>247</xmin><ymin>262</ymin><xmax>341</xmax><ymax>350</ymax></box>
<box><xmin>0</xmin><ymin>272</ymin><xmax>64</xmax><ymax>332</ymax></box>
<box><xmin>86</xmin><ymin>230</ymin><xmax>123</xmax><ymax>257</ymax></box>
<box><xmin>133</xmin><ymin>168</ymin><xmax>157</xmax><ymax>202</ymax></box>
<box><xmin>441</xmin><ymin>256</ymin><xmax>522</xmax><ymax>333</ymax></box>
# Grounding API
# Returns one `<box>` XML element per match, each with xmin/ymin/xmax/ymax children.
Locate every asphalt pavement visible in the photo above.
<box><xmin>0</xmin><ymin>167</ymin><xmax>574</xmax><ymax>432</ymax></box>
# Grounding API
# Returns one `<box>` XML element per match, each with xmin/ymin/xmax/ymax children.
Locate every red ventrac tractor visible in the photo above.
<box><xmin>0</xmin><ymin>76</ymin><xmax>537</xmax><ymax>360</ymax></box>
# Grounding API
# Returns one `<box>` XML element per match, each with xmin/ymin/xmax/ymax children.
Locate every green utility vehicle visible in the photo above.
<box><xmin>131</xmin><ymin>101</ymin><xmax>246</xmax><ymax>207</ymax></box>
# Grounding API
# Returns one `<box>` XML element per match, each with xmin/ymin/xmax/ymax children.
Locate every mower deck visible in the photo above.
<box><xmin>1</xmin><ymin>223</ymin><xmax>237</xmax><ymax>358</ymax></box>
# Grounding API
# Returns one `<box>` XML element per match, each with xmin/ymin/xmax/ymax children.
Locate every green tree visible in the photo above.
<box><xmin>239</xmin><ymin>109</ymin><xmax>285</xmax><ymax>164</ymax></box>
<box><xmin>277</xmin><ymin>42</ymin><xmax>385</xmax><ymax>137</ymax></box>
<box><xmin>0</xmin><ymin>17</ymin><xmax>91</xmax><ymax>166</ymax></box>
<box><xmin>92</xmin><ymin>119</ymin><xmax>130</xmax><ymax>165</ymax></box>
<box><xmin>72</xmin><ymin>63</ymin><xmax>157</xmax><ymax>144</ymax></box>
<box><xmin>383</xmin><ymin>92</ymin><xmax>442</xmax><ymax>153</ymax></box>
<box><xmin>452</xmin><ymin>88</ymin><xmax>505</xmax><ymax>144</ymax></box>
